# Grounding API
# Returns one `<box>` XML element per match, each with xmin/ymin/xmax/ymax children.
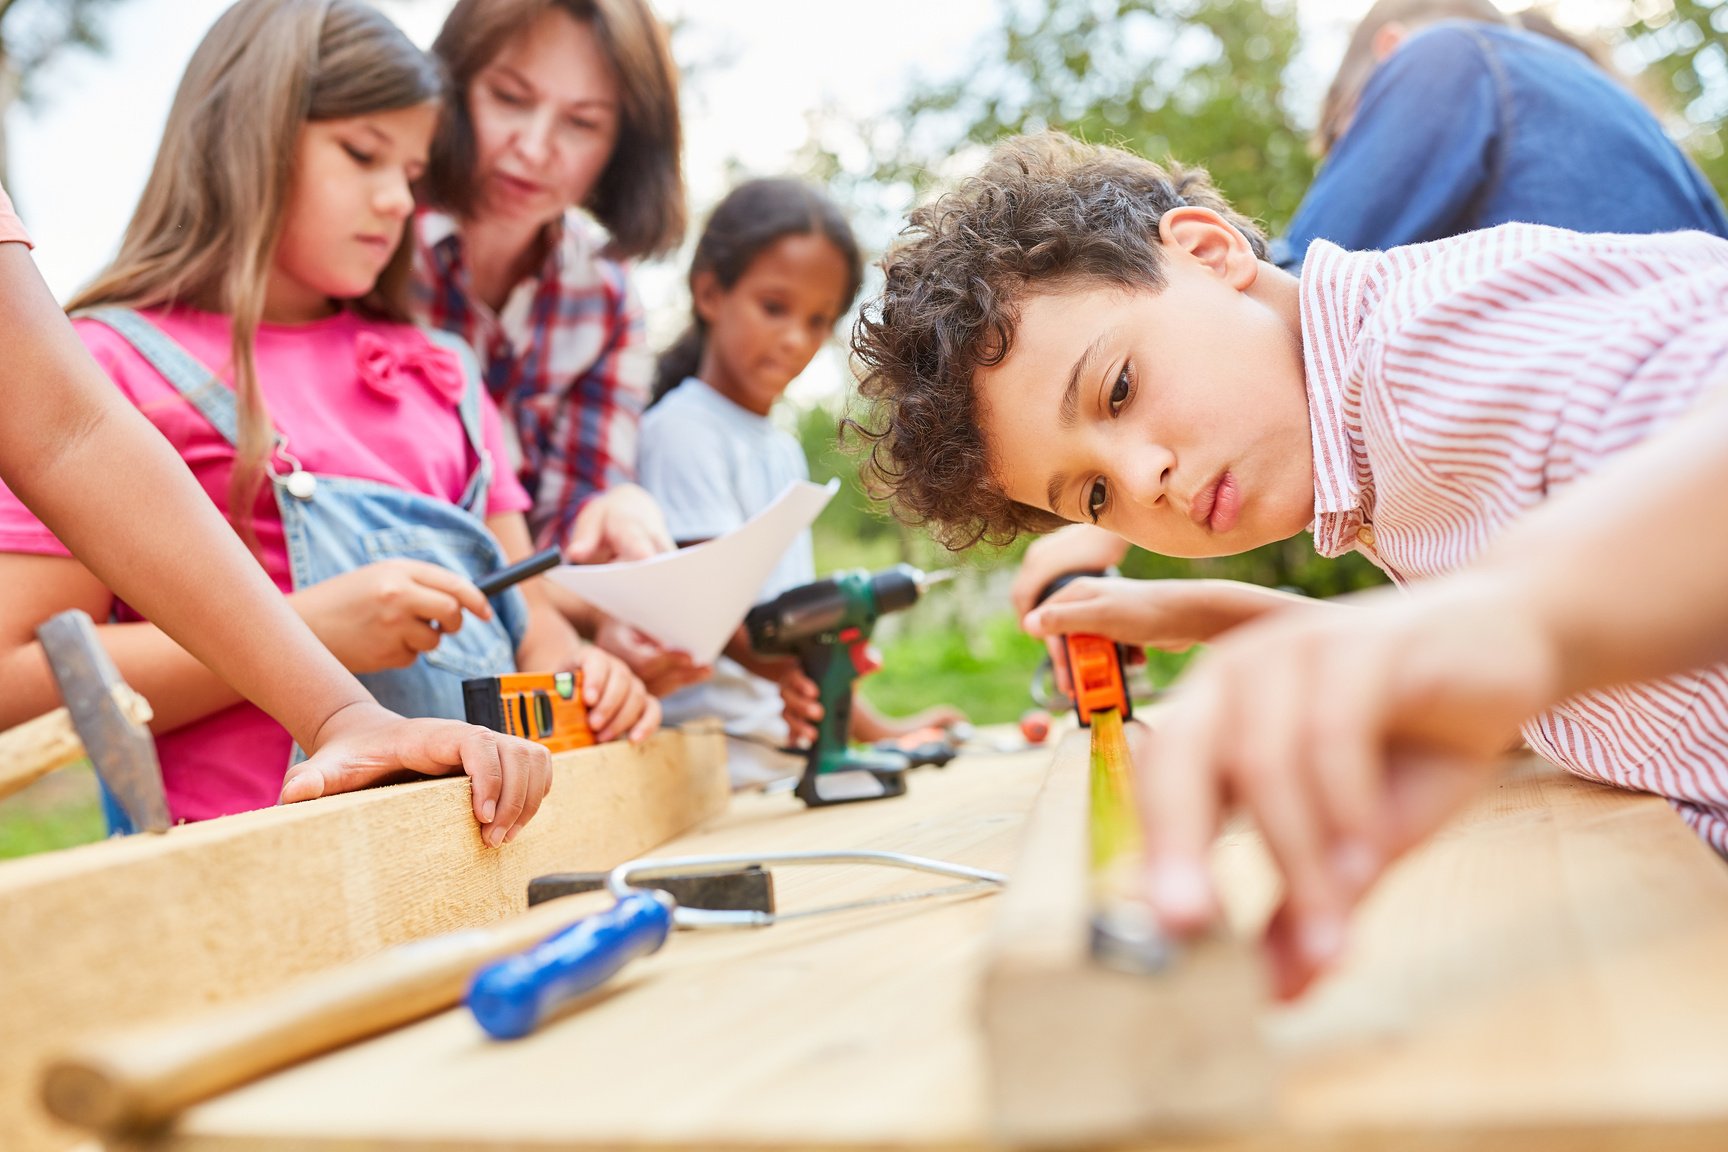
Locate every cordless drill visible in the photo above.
<box><xmin>744</xmin><ymin>564</ymin><xmax>950</xmax><ymax>807</ymax></box>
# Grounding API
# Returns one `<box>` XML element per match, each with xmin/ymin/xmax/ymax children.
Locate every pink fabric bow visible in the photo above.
<box><xmin>356</xmin><ymin>331</ymin><xmax>466</xmax><ymax>405</ymax></box>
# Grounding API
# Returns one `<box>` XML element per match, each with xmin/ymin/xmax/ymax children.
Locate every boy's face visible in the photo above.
<box><xmin>973</xmin><ymin>212</ymin><xmax>1314</xmax><ymax>558</ymax></box>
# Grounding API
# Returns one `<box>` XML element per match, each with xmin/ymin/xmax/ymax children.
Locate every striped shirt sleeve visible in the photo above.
<box><xmin>1300</xmin><ymin>224</ymin><xmax>1728</xmax><ymax>852</ymax></box>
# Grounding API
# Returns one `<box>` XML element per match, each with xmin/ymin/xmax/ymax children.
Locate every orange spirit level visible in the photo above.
<box><xmin>463</xmin><ymin>672</ymin><xmax>596</xmax><ymax>753</ymax></box>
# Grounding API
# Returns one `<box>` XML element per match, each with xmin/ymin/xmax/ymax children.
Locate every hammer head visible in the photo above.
<box><xmin>38</xmin><ymin>610</ymin><xmax>169</xmax><ymax>834</ymax></box>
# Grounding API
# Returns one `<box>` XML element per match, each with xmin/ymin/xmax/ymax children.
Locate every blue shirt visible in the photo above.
<box><xmin>1273</xmin><ymin>22</ymin><xmax>1728</xmax><ymax>270</ymax></box>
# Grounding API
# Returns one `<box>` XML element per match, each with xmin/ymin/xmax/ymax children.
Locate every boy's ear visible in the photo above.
<box><xmin>693</xmin><ymin>269</ymin><xmax>723</xmax><ymax>326</ymax></box>
<box><xmin>1157</xmin><ymin>207</ymin><xmax>1259</xmax><ymax>291</ymax></box>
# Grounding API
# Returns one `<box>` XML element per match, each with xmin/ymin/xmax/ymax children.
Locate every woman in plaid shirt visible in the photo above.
<box><xmin>413</xmin><ymin>0</ymin><xmax>705</xmax><ymax>695</ymax></box>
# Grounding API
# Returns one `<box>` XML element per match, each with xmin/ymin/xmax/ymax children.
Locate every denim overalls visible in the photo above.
<box><xmin>82</xmin><ymin>309</ymin><xmax>527</xmax><ymax>831</ymax></box>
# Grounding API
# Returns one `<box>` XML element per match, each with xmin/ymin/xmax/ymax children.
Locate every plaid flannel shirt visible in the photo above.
<box><xmin>412</xmin><ymin>207</ymin><xmax>652</xmax><ymax>548</ymax></box>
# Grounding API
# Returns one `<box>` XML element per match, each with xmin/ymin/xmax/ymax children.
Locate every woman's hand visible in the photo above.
<box><xmin>564</xmin><ymin>484</ymin><xmax>674</xmax><ymax>564</ymax></box>
<box><xmin>280</xmin><ymin>701</ymin><xmax>553</xmax><ymax>847</ymax></box>
<box><xmin>1134</xmin><ymin>577</ymin><xmax>1559</xmax><ymax>1001</ymax></box>
<box><xmin>290</xmin><ymin>559</ymin><xmax>491</xmax><ymax>675</ymax></box>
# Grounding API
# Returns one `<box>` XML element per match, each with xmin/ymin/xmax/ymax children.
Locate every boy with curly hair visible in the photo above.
<box><xmin>849</xmin><ymin>132</ymin><xmax>1728</xmax><ymax>998</ymax></box>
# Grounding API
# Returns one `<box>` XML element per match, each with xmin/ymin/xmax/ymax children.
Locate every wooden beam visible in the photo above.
<box><xmin>979</xmin><ymin>728</ymin><xmax>1272</xmax><ymax>1147</ymax></box>
<box><xmin>0</xmin><ymin>723</ymin><xmax>727</xmax><ymax>1152</ymax></box>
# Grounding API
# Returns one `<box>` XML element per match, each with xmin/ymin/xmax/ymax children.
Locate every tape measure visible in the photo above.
<box><xmin>462</xmin><ymin>672</ymin><xmax>596</xmax><ymax>753</ymax></box>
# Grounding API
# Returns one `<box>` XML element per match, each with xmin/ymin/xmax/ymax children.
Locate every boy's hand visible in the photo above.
<box><xmin>1010</xmin><ymin>524</ymin><xmax>1132</xmax><ymax>693</ymax></box>
<box><xmin>290</xmin><ymin>560</ymin><xmax>490</xmax><ymax>675</ymax></box>
<box><xmin>1137</xmin><ymin>578</ymin><xmax>1559</xmax><ymax>1000</ymax></box>
<box><xmin>564</xmin><ymin>484</ymin><xmax>674</xmax><ymax>565</ymax></box>
<box><xmin>279</xmin><ymin>701</ymin><xmax>552</xmax><ymax>847</ymax></box>
<box><xmin>779</xmin><ymin>667</ymin><xmax>823</xmax><ymax>748</ymax></box>
<box><xmin>593</xmin><ymin>615</ymin><xmax>711</xmax><ymax>697</ymax></box>
<box><xmin>571</xmin><ymin>642</ymin><xmax>661</xmax><ymax>744</ymax></box>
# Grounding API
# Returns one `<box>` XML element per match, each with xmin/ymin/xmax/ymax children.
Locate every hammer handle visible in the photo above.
<box><xmin>0</xmin><ymin>686</ymin><xmax>151</xmax><ymax>803</ymax></box>
<box><xmin>42</xmin><ymin>890</ymin><xmax>614</xmax><ymax>1135</ymax></box>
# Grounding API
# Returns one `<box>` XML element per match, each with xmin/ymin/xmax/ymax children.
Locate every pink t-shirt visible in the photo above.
<box><xmin>0</xmin><ymin>307</ymin><xmax>531</xmax><ymax>823</ymax></box>
<box><xmin>0</xmin><ymin>183</ymin><xmax>30</xmax><ymax>247</ymax></box>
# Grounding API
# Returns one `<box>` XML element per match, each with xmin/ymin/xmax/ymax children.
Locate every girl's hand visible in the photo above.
<box><xmin>290</xmin><ymin>560</ymin><xmax>491</xmax><ymax>675</ymax></box>
<box><xmin>572</xmin><ymin>642</ymin><xmax>660</xmax><ymax>744</ymax></box>
<box><xmin>779</xmin><ymin>668</ymin><xmax>822</xmax><ymax>748</ymax></box>
<box><xmin>593</xmin><ymin>615</ymin><xmax>712</xmax><ymax>697</ymax></box>
<box><xmin>1134</xmin><ymin>577</ymin><xmax>1559</xmax><ymax>1001</ymax></box>
<box><xmin>280</xmin><ymin>701</ymin><xmax>552</xmax><ymax>847</ymax></box>
<box><xmin>564</xmin><ymin>484</ymin><xmax>675</xmax><ymax>564</ymax></box>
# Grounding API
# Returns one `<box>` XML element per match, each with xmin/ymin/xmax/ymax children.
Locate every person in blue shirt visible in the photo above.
<box><xmin>1272</xmin><ymin>0</ymin><xmax>1728</xmax><ymax>270</ymax></box>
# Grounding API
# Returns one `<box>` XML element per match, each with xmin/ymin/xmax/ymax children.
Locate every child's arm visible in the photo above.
<box><xmin>0</xmin><ymin>242</ymin><xmax>548</xmax><ymax>839</ymax></box>
<box><xmin>1133</xmin><ymin>380</ymin><xmax>1728</xmax><ymax>1001</ymax></box>
<box><xmin>491</xmin><ymin>513</ymin><xmax>660</xmax><ymax>744</ymax></box>
<box><xmin>1021</xmin><ymin>575</ymin><xmax>1319</xmax><ymax>652</ymax></box>
<box><xmin>849</xmin><ymin>695</ymin><xmax>967</xmax><ymax>743</ymax></box>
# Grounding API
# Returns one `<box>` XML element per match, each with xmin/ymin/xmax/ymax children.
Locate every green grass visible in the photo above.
<box><xmin>860</xmin><ymin>610</ymin><xmax>1048</xmax><ymax>724</ymax></box>
<box><xmin>0</xmin><ymin>763</ymin><xmax>106</xmax><ymax>860</ymax></box>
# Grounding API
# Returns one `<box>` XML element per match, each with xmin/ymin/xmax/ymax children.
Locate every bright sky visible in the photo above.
<box><xmin>4</xmin><ymin>0</ymin><xmax>1619</xmax><ymax>401</ymax></box>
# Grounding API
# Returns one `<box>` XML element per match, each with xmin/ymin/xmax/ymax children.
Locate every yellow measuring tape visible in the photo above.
<box><xmin>1087</xmin><ymin>707</ymin><xmax>1170</xmax><ymax>974</ymax></box>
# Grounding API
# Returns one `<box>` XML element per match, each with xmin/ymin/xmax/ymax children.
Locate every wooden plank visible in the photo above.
<box><xmin>110</xmin><ymin>742</ymin><xmax>1728</xmax><ymax>1150</ymax></box>
<box><xmin>147</xmin><ymin>742</ymin><xmax>1054</xmax><ymax>1150</ymax></box>
<box><xmin>980</xmin><ymin>729</ymin><xmax>1271</xmax><ymax>1146</ymax></box>
<box><xmin>0</xmin><ymin>724</ymin><xmax>727</xmax><ymax>1152</ymax></box>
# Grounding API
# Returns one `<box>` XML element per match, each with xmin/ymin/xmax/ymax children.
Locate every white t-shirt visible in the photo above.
<box><xmin>637</xmin><ymin>378</ymin><xmax>814</xmax><ymax>785</ymax></box>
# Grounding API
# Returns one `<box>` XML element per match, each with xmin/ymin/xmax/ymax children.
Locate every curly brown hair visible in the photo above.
<box><xmin>847</xmin><ymin>132</ymin><xmax>1268</xmax><ymax>551</ymax></box>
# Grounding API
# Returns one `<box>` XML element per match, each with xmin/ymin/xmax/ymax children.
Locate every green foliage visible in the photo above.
<box><xmin>0</xmin><ymin>0</ymin><xmax>126</xmax><ymax>102</ymax></box>
<box><xmin>0</xmin><ymin>764</ymin><xmax>104</xmax><ymax>860</ymax></box>
<box><xmin>1622</xmin><ymin>0</ymin><xmax>1728</xmax><ymax>197</ymax></box>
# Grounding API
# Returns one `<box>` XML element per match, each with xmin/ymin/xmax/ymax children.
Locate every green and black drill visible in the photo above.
<box><xmin>745</xmin><ymin>564</ymin><xmax>951</xmax><ymax>807</ymax></box>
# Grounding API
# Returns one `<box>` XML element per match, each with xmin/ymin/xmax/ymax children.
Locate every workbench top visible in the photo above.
<box><xmin>145</xmin><ymin>737</ymin><xmax>1728</xmax><ymax>1151</ymax></box>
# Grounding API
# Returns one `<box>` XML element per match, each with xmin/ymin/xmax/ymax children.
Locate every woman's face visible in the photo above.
<box><xmin>465</xmin><ymin>6</ymin><xmax>621</xmax><ymax>230</ymax></box>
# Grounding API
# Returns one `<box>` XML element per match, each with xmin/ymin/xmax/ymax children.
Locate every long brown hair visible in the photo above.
<box><xmin>67</xmin><ymin>0</ymin><xmax>443</xmax><ymax>541</ymax></box>
<box><xmin>420</xmin><ymin>0</ymin><xmax>685</xmax><ymax>260</ymax></box>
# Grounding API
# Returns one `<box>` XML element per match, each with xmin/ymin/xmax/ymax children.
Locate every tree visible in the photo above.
<box><xmin>0</xmin><ymin>0</ymin><xmax>127</xmax><ymax>191</ymax></box>
<box><xmin>1621</xmin><ymin>0</ymin><xmax>1728</xmax><ymax>196</ymax></box>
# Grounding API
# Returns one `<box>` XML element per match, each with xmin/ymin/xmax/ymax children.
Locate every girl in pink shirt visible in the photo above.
<box><xmin>0</xmin><ymin>0</ymin><xmax>656</xmax><ymax>828</ymax></box>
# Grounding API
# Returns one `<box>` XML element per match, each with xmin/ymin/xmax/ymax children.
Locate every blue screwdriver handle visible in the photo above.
<box><xmin>467</xmin><ymin>890</ymin><xmax>673</xmax><ymax>1040</ymax></box>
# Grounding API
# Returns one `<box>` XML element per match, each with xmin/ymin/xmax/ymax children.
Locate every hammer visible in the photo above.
<box><xmin>0</xmin><ymin>609</ymin><xmax>169</xmax><ymax>833</ymax></box>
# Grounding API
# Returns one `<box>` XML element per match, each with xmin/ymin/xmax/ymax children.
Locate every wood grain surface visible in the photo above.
<box><xmin>128</xmin><ymin>730</ymin><xmax>1728</xmax><ymax>1151</ymax></box>
<box><xmin>0</xmin><ymin>724</ymin><xmax>727</xmax><ymax>1152</ymax></box>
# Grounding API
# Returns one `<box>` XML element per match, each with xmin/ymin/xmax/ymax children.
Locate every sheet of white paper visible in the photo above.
<box><xmin>543</xmin><ymin>479</ymin><xmax>838</xmax><ymax>665</ymax></box>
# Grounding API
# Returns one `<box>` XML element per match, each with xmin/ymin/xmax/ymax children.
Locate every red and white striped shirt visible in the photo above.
<box><xmin>1301</xmin><ymin>224</ymin><xmax>1728</xmax><ymax>851</ymax></box>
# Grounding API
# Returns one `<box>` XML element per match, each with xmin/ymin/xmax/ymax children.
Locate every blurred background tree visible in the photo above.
<box><xmin>0</xmin><ymin>0</ymin><xmax>127</xmax><ymax>190</ymax></box>
<box><xmin>1621</xmin><ymin>0</ymin><xmax>1728</xmax><ymax>191</ymax></box>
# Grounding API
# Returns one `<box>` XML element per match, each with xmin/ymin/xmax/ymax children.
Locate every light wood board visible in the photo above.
<box><xmin>123</xmin><ymin>733</ymin><xmax>1728</xmax><ymax>1150</ymax></box>
<box><xmin>0</xmin><ymin>725</ymin><xmax>728</xmax><ymax>1152</ymax></box>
